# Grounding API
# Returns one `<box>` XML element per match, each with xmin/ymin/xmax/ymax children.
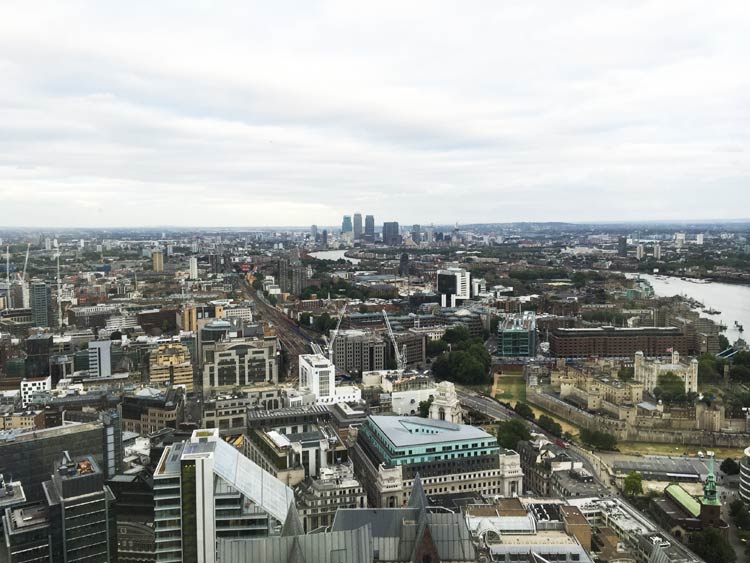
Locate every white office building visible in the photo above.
<box><xmin>88</xmin><ymin>340</ymin><xmax>112</xmax><ymax>378</ymax></box>
<box><xmin>298</xmin><ymin>354</ymin><xmax>361</xmax><ymax>405</ymax></box>
<box><xmin>189</xmin><ymin>256</ymin><xmax>199</xmax><ymax>279</ymax></box>
<box><xmin>20</xmin><ymin>376</ymin><xmax>52</xmax><ymax>407</ymax></box>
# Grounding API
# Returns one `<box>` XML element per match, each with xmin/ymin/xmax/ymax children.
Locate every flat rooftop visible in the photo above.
<box><xmin>368</xmin><ymin>415</ymin><xmax>492</xmax><ymax>448</ymax></box>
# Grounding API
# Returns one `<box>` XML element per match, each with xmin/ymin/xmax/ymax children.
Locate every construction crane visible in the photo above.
<box><xmin>327</xmin><ymin>302</ymin><xmax>348</xmax><ymax>363</ymax></box>
<box><xmin>382</xmin><ymin>309</ymin><xmax>406</xmax><ymax>371</ymax></box>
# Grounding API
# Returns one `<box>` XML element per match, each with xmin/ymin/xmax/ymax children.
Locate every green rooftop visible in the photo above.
<box><xmin>665</xmin><ymin>483</ymin><xmax>701</xmax><ymax>518</ymax></box>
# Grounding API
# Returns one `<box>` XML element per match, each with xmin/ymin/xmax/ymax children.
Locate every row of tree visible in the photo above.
<box><xmin>578</xmin><ymin>428</ymin><xmax>617</xmax><ymax>450</ymax></box>
<box><xmin>513</xmin><ymin>402</ymin><xmax>563</xmax><ymax>437</ymax></box>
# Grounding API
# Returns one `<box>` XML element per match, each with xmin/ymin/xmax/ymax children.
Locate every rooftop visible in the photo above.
<box><xmin>368</xmin><ymin>415</ymin><xmax>492</xmax><ymax>448</ymax></box>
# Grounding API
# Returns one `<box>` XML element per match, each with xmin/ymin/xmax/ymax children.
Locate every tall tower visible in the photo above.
<box><xmin>152</xmin><ymin>249</ymin><xmax>164</xmax><ymax>272</ymax></box>
<box><xmin>30</xmin><ymin>280</ymin><xmax>51</xmax><ymax>328</ymax></box>
<box><xmin>364</xmin><ymin>215</ymin><xmax>375</xmax><ymax>241</ymax></box>
<box><xmin>353</xmin><ymin>213</ymin><xmax>363</xmax><ymax>240</ymax></box>
<box><xmin>341</xmin><ymin>215</ymin><xmax>353</xmax><ymax>234</ymax></box>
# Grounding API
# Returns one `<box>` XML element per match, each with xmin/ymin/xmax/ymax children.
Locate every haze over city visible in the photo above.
<box><xmin>1</xmin><ymin>1</ymin><xmax>749</xmax><ymax>227</ymax></box>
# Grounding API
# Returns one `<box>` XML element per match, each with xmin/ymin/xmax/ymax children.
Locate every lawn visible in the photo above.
<box><xmin>493</xmin><ymin>376</ymin><xmax>526</xmax><ymax>403</ymax></box>
<box><xmin>616</xmin><ymin>441</ymin><xmax>745</xmax><ymax>460</ymax></box>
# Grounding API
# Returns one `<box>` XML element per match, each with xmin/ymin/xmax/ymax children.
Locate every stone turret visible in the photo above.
<box><xmin>429</xmin><ymin>381</ymin><xmax>462</xmax><ymax>423</ymax></box>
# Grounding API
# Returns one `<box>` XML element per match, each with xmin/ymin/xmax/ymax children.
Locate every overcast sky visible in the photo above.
<box><xmin>1</xmin><ymin>1</ymin><xmax>749</xmax><ymax>227</ymax></box>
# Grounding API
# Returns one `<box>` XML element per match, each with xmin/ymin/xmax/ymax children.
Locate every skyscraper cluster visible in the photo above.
<box><xmin>340</xmin><ymin>213</ymin><xmax>377</xmax><ymax>243</ymax></box>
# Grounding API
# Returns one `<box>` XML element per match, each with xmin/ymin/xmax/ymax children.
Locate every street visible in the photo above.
<box><xmin>457</xmin><ymin>388</ymin><xmax>616</xmax><ymax>492</ymax></box>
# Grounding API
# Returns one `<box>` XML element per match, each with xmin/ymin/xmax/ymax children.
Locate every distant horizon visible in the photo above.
<box><xmin>1</xmin><ymin>218</ymin><xmax>750</xmax><ymax>232</ymax></box>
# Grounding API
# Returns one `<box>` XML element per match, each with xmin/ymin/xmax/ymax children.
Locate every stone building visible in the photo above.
<box><xmin>634</xmin><ymin>350</ymin><xmax>698</xmax><ymax>395</ymax></box>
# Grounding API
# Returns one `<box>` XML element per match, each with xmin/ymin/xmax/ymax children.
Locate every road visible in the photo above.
<box><xmin>457</xmin><ymin>388</ymin><xmax>616</xmax><ymax>493</ymax></box>
<box><xmin>458</xmin><ymin>390</ymin><xmax>512</xmax><ymax>421</ymax></box>
<box><xmin>240</xmin><ymin>280</ymin><xmax>312</xmax><ymax>381</ymax></box>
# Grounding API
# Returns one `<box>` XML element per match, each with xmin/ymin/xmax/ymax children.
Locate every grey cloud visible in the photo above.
<box><xmin>0</xmin><ymin>0</ymin><xmax>748</xmax><ymax>227</ymax></box>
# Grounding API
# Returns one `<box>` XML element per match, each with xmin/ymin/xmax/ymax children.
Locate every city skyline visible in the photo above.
<box><xmin>1</xmin><ymin>2</ymin><xmax>749</xmax><ymax>228</ymax></box>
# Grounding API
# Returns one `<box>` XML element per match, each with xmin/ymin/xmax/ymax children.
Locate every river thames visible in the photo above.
<box><xmin>637</xmin><ymin>274</ymin><xmax>750</xmax><ymax>344</ymax></box>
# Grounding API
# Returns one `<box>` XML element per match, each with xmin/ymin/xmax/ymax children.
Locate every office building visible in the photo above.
<box><xmin>243</xmin><ymin>417</ymin><xmax>349</xmax><ymax>488</ymax></box>
<box><xmin>107</xmin><ymin>471</ymin><xmax>156</xmax><ymax>563</ymax></box>
<box><xmin>20</xmin><ymin>376</ymin><xmax>51</xmax><ymax>407</ymax></box>
<box><xmin>392</xmin><ymin>331</ymin><xmax>427</xmax><ymax>368</ymax></box>
<box><xmin>382</xmin><ymin>221</ymin><xmax>400</xmax><ymax>245</ymax></box>
<box><xmin>298</xmin><ymin>354</ymin><xmax>361</xmax><ymax>405</ymax></box>
<box><xmin>617</xmin><ymin>236</ymin><xmax>627</xmax><ymax>257</ymax></box>
<box><xmin>0</xmin><ymin>413</ymin><xmax>122</xmax><ymax>501</ymax></box>
<box><xmin>153</xmin><ymin>428</ymin><xmax>294</xmax><ymax>563</ymax></box>
<box><xmin>30</xmin><ymin>280</ymin><xmax>51</xmax><ymax>328</ymax></box>
<box><xmin>364</xmin><ymin>214</ymin><xmax>375</xmax><ymax>242</ymax></box>
<box><xmin>436</xmin><ymin>267</ymin><xmax>471</xmax><ymax>307</ymax></box>
<box><xmin>353</xmin><ymin>213</ymin><xmax>363</xmax><ymax>240</ymax></box>
<box><xmin>2</xmin><ymin>454</ymin><xmax>118</xmax><ymax>563</ymax></box>
<box><xmin>498</xmin><ymin>312</ymin><xmax>538</xmax><ymax>357</ymax></box>
<box><xmin>330</xmin><ymin>329</ymin><xmax>386</xmax><ymax>375</ymax></box>
<box><xmin>202</xmin><ymin>336</ymin><xmax>279</xmax><ymax>391</ymax></box>
<box><xmin>654</xmin><ymin>243</ymin><xmax>662</xmax><ymax>260</ymax></box>
<box><xmin>411</xmin><ymin>224</ymin><xmax>421</xmax><ymax>243</ymax></box>
<box><xmin>696</xmin><ymin>233</ymin><xmax>704</xmax><ymax>245</ymax></box>
<box><xmin>149</xmin><ymin>342</ymin><xmax>195</xmax><ymax>392</ymax></box>
<box><xmin>310</xmin><ymin>224</ymin><xmax>318</xmax><ymax>241</ymax></box>
<box><xmin>88</xmin><ymin>340</ymin><xmax>113</xmax><ymax>378</ymax></box>
<box><xmin>549</xmin><ymin>326</ymin><xmax>695</xmax><ymax>358</ymax></box>
<box><xmin>278</xmin><ymin>258</ymin><xmax>309</xmax><ymax>295</ymax></box>
<box><xmin>295</xmin><ymin>465</ymin><xmax>366</xmax><ymax>531</ymax></box>
<box><xmin>351</xmin><ymin>415</ymin><xmax>523</xmax><ymax>507</ymax></box>
<box><xmin>636</xmin><ymin>243</ymin><xmax>645</xmax><ymax>260</ymax></box>
<box><xmin>24</xmin><ymin>333</ymin><xmax>53</xmax><ymax>378</ymax></box>
<box><xmin>152</xmin><ymin>250</ymin><xmax>164</xmax><ymax>273</ymax></box>
<box><xmin>341</xmin><ymin>215</ymin><xmax>353</xmax><ymax>234</ymax></box>
<box><xmin>119</xmin><ymin>387</ymin><xmax>184</xmax><ymax>435</ymax></box>
<box><xmin>189</xmin><ymin>256</ymin><xmax>198</xmax><ymax>279</ymax></box>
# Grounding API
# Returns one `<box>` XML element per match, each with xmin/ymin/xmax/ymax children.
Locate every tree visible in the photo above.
<box><xmin>579</xmin><ymin>428</ymin><xmax>618</xmax><ymax>451</ymax></box>
<box><xmin>653</xmin><ymin>372</ymin><xmax>689</xmax><ymax>403</ymax></box>
<box><xmin>442</xmin><ymin>325</ymin><xmax>472</xmax><ymax>344</ymax></box>
<box><xmin>537</xmin><ymin>414</ymin><xmax>563</xmax><ymax>437</ymax></box>
<box><xmin>426</xmin><ymin>339</ymin><xmax>449</xmax><ymax>357</ymax></box>
<box><xmin>720</xmin><ymin>457</ymin><xmax>740</xmax><ymax>476</ymax></box>
<box><xmin>497</xmin><ymin>419</ymin><xmax>531</xmax><ymax>450</ymax></box>
<box><xmin>719</xmin><ymin>334</ymin><xmax>730</xmax><ymax>351</ymax></box>
<box><xmin>514</xmin><ymin>402</ymin><xmax>535</xmax><ymax>420</ymax></box>
<box><xmin>418</xmin><ymin>398</ymin><xmax>433</xmax><ymax>418</ymax></box>
<box><xmin>698</xmin><ymin>354</ymin><xmax>724</xmax><ymax>384</ymax></box>
<box><xmin>730</xmin><ymin>499</ymin><xmax>750</xmax><ymax>529</ymax></box>
<box><xmin>688</xmin><ymin>528</ymin><xmax>737</xmax><ymax>563</ymax></box>
<box><xmin>730</xmin><ymin>364</ymin><xmax>750</xmax><ymax>383</ymax></box>
<box><xmin>623</xmin><ymin>471</ymin><xmax>643</xmax><ymax>497</ymax></box>
<box><xmin>618</xmin><ymin>366</ymin><xmax>634</xmax><ymax>381</ymax></box>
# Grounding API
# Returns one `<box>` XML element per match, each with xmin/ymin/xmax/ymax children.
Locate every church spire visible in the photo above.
<box><xmin>702</xmin><ymin>453</ymin><xmax>720</xmax><ymax>506</ymax></box>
